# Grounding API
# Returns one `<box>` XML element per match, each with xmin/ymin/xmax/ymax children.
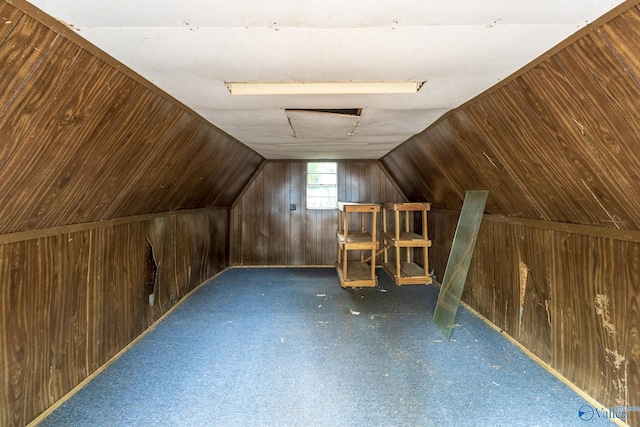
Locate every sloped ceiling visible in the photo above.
<box><xmin>382</xmin><ymin>6</ymin><xmax>640</xmax><ymax>229</ymax></box>
<box><xmin>26</xmin><ymin>0</ymin><xmax>626</xmax><ymax>159</ymax></box>
<box><xmin>0</xmin><ymin>1</ymin><xmax>264</xmax><ymax>234</ymax></box>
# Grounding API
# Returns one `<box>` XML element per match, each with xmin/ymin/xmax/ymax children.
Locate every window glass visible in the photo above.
<box><xmin>307</xmin><ymin>162</ymin><xmax>338</xmax><ymax>209</ymax></box>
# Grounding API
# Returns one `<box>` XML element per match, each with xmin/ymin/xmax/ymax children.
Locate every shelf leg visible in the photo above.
<box><xmin>405</xmin><ymin>211</ymin><xmax>411</xmax><ymax>264</ymax></box>
<box><xmin>382</xmin><ymin>209</ymin><xmax>388</xmax><ymax>264</ymax></box>
<box><xmin>343</xmin><ymin>254</ymin><xmax>348</xmax><ymax>282</ymax></box>
<box><xmin>423</xmin><ymin>209</ymin><xmax>428</xmax><ymax>275</ymax></box>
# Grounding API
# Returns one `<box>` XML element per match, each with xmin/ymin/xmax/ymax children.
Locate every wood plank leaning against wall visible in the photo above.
<box><xmin>382</xmin><ymin>4</ymin><xmax>640</xmax><ymax>425</ymax></box>
<box><xmin>0</xmin><ymin>1</ymin><xmax>264</xmax><ymax>425</ymax></box>
<box><xmin>429</xmin><ymin>211</ymin><xmax>639</xmax><ymax>425</ymax></box>
<box><xmin>231</xmin><ymin>161</ymin><xmax>407</xmax><ymax>266</ymax></box>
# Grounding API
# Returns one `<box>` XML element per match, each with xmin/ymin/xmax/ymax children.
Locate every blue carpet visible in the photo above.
<box><xmin>40</xmin><ymin>268</ymin><xmax>613</xmax><ymax>426</ymax></box>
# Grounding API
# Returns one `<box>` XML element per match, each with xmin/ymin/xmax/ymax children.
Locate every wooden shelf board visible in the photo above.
<box><xmin>337</xmin><ymin>202</ymin><xmax>381</xmax><ymax>213</ymax></box>
<box><xmin>337</xmin><ymin>232</ymin><xmax>376</xmax><ymax>244</ymax></box>
<box><xmin>336</xmin><ymin>262</ymin><xmax>377</xmax><ymax>287</ymax></box>
<box><xmin>383</xmin><ymin>202</ymin><xmax>431</xmax><ymax>211</ymax></box>
<box><xmin>337</xmin><ymin>235</ymin><xmax>378</xmax><ymax>251</ymax></box>
<box><xmin>382</xmin><ymin>262</ymin><xmax>432</xmax><ymax>286</ymax></box>
<box><xmin>381</xmin><ymin>232</ymin><xmax>431</xmax><ymax>246</ymax></box>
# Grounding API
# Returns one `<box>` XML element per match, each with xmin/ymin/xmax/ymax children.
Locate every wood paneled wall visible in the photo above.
<box><xmin>382</xmin><ymin>7</ymin><xmax>640</xmax><ymax>230</ymax></box>
<box><xmin>429</xmin><ymin>211</ymin><xmax>639</xmax><ymax>423</ymax></box>
<box><xmin>231</xmin><ymin>161</ymin><xmax>406</xmax><ymax>266</ymax></box>
<box><xmin>0</xmin><ymin>1</ymin><xmax>263</xmax><ymax>235</ymax></box>
<box><xmin>383</xmin><ymin>6</ymin><xmax>640</xmax><ymax>424</ymax></box>
<box><xmin>1</xmin><ymin>2</ymin><xmax>261</xmax><ymax>425</ymax></box>
<box><xmin>0</xmin><ymin>209</ymin><xmax>230</xmax><ymax>426</ymax></box>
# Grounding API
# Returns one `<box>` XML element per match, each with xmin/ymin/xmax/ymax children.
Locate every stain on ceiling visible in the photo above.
<box><xmin>28</xmin><ymin>0</ymin><xmax>625</xmax><ymax>159</ymax></box>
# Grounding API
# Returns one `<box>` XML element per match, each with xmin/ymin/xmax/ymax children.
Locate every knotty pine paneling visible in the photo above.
<box><xmin>231</xmin><ymin>161</ymin><xmax>406</xmax><ymax>266</ymax></box>
<box><xmin>0</xmin><ymin>209</ymin><xmax>229</xmax><ymax>426</ymax></box>
<box><xmin>0</xmin><ymin>2</ymin><xmax>263</xmax><ymax>235</ymax></box>
<box><xmin>431</xmin><ymin>210</ymin><xmax>637</xmax><ymax>418</ymax></box>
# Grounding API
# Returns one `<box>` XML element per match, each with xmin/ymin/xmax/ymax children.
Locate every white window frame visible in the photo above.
<box><xmin>306</xmin><ymin>162</ymin><xmax>338</xmax><ymax>209</ymax></box>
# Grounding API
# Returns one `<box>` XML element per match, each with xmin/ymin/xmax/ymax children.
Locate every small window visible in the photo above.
<box><xmin>307</xmin><ymin>162</ymin><xmax>337</xmax><ymax>209</ymax></box>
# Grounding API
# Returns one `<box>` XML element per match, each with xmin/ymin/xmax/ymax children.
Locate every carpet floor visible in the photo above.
<box><xmin>39</xmin><ymin>267</ymin><xmax>612</xmax><ymax>426</ymax></box>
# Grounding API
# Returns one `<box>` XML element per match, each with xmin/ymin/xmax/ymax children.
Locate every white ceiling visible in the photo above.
<box><xmin>28</xmin><ymin>0</ymin><xmax>624</xmax><ymax>159</ymax></box>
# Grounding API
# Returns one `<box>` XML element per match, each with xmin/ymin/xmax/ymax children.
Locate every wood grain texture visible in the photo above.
<box><xmin>549</xmin><ymin>233</ymin><xmax>598</xmax><ymax>396</ymax></box>
<box><xmin>514</xmin><ymin>226</ymin><xmax>553</xmax><ymax>363</ymax></box>
<box><xmin>146</xmin><ymin>216</ymin><xmax>175</xmax><ymax>314</ymax></box>
<box><xmin>624</xmin><ymin>242</ymin><xmax>640</xmax><ymax>421</ymax></box>
<box><xmin>0</xmin><ymin>242</ymin><xmax>29</xmax><ymax>427</ymax></box>
<box><xmin>0</xmin><ymin>209</ymin><xmax>229</xmax><ymax>425</ymax></box>
<box><xmin>594</xmin><ymin>10</ymin><xmax>640</xmax><ymax>144</ymax></box>
<box><xmin>208</xmin><ymin>208</ymin><xmax>230</xmax><ymax>274</ymax></box>
<box><xmin>0</xmin><ymin>2</ymin><xmax>263</xmax><ymax>235</ymax></box>
<box><xmin>0</xmin><ymin>34</ymin><xmax>84</xmax><ymax>174</ymax></box>
<box><xmin>588</xmin><ymin>237</ymin><xmax>626</xmax><ymax>406</ymax></box>
<box><xmin>0</xmin><ymin>16</ymin><xmax>57</xmax><ymax>148</ymax></box>
<box><xmin>426</xmin><ymin>210</ymin><xmax>457</xmax><ymax>284</ymax></box>
<box><xmin>520</xmin><ymin>59</ymin><xmax>640</xmax><ymax>229</ymax></box>
<box><xmin>0</xmin><ymin>3</ymin><xmax>23</xmax><ymax>41</ymax></box>
<box><xmin>231</xmin><ymin>161</ymin><xmax>405</xmax><ymax>266</ymax></box>
<box><xmin>0</xmin><ymin>10</ymin><xmax>251</xmax><ymax>421</ymax></box>
<box><xmin>382</xmin><ymin>7</ymin><xmax>640</xmax><ymax>231</ymax></box>
<box><xmin>381</xmin><ymin>8</ymin><xmax>640</xmax><ymax>416</ymax></box>
<box><xmin>432</xmin><ymin>208</ymin><xmax>637</xmax><ymax>415</ymax></box>
<box><xmin>25</xmin><ymin>232</ymin><xmax>92</xmax><ymax>421</ymax></box>
<box><xmin>549</xmin><ymin>233</ymin><xmax>630</xmax><ymax>407</ymax></box>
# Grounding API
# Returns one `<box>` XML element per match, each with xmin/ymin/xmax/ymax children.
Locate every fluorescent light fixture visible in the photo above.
<box><xmin>276</xmin><ymin>142</ymin><xmax>370</xmax><ymax>146</ymax></box>
<box><xmin>225</xmin><ymin>81</ymin><xmax>425</xmax><ymax>95</ymax></box>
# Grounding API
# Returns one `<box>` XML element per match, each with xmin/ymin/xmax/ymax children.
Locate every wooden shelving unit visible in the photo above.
<box><xmin>336</xmin><ymin>202</ymin><xmax>381</xmax><ymax>288</ymax></box>
<box><xmin>381</xmin><ymin>202</ymin><xmax>432</xmax><ymax>285</ymax></box>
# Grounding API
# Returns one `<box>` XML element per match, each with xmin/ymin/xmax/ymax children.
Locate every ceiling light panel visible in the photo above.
<box><xmin>225</xmin><ymin>81</ymin><xmax>425</xmax><ymax>95</ymax></box>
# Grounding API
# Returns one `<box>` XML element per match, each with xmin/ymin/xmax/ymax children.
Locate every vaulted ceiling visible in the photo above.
<box><xmin>27</xmin><ymin>0</ymin><xmax>625</xmax><ymax>159</ymax></box>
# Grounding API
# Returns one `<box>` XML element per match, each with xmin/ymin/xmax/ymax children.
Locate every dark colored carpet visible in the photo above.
<box><xmin>40</xmin><ymin>268</ymin><xmax>611</xmax><ymax>426</ymax></box>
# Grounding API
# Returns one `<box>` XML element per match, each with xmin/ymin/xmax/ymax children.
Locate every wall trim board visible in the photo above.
<box><xmin>5</xmin><ymin>0</ymin><xmax>263</xmax><ymax>161</ymax></box>
<box><xmin>434</xmin><ymin>208</ymin><xmax>640</xmax><ymax>243</ymax></box>
<box><xmin>0</xmin><ymin>207</ymin><xmax>228</xmax><ymax>245</ymax></box>
<box><xmin>25</xmin><ymin>267</ymin><xmax>231</xmax><ymax>427</ymax></box>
